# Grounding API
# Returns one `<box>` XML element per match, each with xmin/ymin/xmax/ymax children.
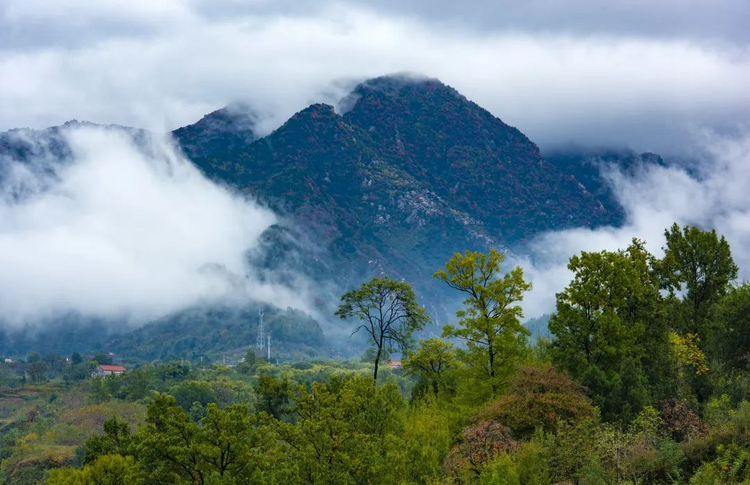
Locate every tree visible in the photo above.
<box><xmin>89</xmin><ymin>377</ymin><xmax>112</xmax><ymax>404</ymax></box>
<box><xmin>549</xmin><ymin>240</ymin><xmax>672</xmax><ymax>421</ymax></box>
<box><xmin>434</xmin><ymin>249</ymin><xmax>531</xmax><ymax>395</ymax></box>
<box><xmin>28</xmin><ymin>361</ymin><xmax>47</xmax><ymax>383</ymax></box>
<box><xmin>709</xmin><ymin>283</ymin><xmax>750</xmax><ymax>370</ymax></box>
<box><xmin>661</xmin><ymin>223</ymin><xmax>738</xmax><ymax>336</ymax></box>
<box><xmin>171</xmin><ymin>381</ymin><xmax>217</xmax><ymax>416</ymax></box>
<box><xmin>403</xmin><ymin>338</ymin><xmax>457</xmax><ymax>398</ymax></box>
<box><xmin>254</xmin><ymin>374</ymin><xmax>294</xmax><ymax>420</ymax></box>
<box><xmin>336</xmin><ymin>276</ymin><xmax>429</xmax><ymax>381</ymax></box>
<box><xmin>276</xmin><ymin>375</ymin><xmax>406</xmax><ymax>484</ymax></box>
<box><xmin>136</xmin><ymin>394</ymin><xmax>278</xmax><ymax>484</ymax></box>
<box><xmin>93</xmin><ymin>353</ymin><xmax>113</xmax><ymax>365</ymax></box>
<box><xmin>236</xmin><ymin>348</ymin><xmax>257</xmax><ymax>375</ymax></box>
<box><xmin>83</xmin><ymin>416</ymin><xmax>134</xmax><ymax>465</ymax></box>
<box><xmin>444</xmin><ymin>420</ymin><xmax>519</xmax><ymax>479</ymax></box>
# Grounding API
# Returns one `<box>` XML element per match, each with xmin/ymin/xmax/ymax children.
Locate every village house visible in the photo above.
<box><xmin>93</xmin><ymin>364</ymin><xmax>127</xmax><ymax>377</ymax></box>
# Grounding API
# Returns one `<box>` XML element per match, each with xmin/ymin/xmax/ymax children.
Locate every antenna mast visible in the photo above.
<box><xmin>256</xmin><ymin>308</ymin><xmax>265</xmax><ymax>352</ymax></box>
<box><xmin>267</xmin><ymin>335</ymin><xmax>271</xmax><ymax>361</ymax></box>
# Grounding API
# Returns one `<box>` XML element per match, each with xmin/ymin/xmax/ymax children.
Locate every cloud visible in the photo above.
<box><xmin>520</xmin><ymin>130</ymin><xmax>750</xmax><ymax>318</ymax></box>
<box><xmin>0</xmin><ymin>125</ymin><xmax>311</xmax><ymax>326</ymax></box>
<box><xmin>1</xmin><ymin>0</ymin><xmax>749</xmax><ymax>327</ymax></box>
<box><xmin>0</xmin><ymin>2</ymin><xmax>748</xmax><ymax>154</ymax></box>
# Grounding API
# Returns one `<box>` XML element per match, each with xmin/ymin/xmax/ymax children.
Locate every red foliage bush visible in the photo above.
<box><xmin>477</xmin><ymin>365</ymin><xmax>594</xmax><ymax>438</ymax></box>
<box><xmin>659</xmin><ymin>399</ymin><xmax>708</xmax><ymax>442</ymax></box>
<box><xmin>444</xmin><ymin>420</ymin><xmax>519</xmax><ymax>478</ymax></box>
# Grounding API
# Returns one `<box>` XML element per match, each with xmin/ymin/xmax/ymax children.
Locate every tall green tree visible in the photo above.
<box><xmin>435</xmin><ymin>249</ymin><xmax>531</xmax><ymax>396</ymax></box>
<box><xmin>336</xmin><ymin>276</ymin><xmax>429</xmax><ymax>381</ymax></box>
<box><xmin>709</xmin><ymin>283</ymin><xmax>750</xmax><ymax>371</ymax></box>
<box><xmin>549</xmin><ymin>240</ymin><xmax>672</xmax><ymax>421</ymax></box>
<box><xmin>661</xmin><ymin>223</ymin><xmax>738</xmax><ymax>336</ymax></box>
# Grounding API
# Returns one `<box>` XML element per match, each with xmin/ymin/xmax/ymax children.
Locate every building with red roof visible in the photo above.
<box><xmin>93</xmin><ymin>364</ymin><xmax>127</xmax><ymax>377</ymax></box>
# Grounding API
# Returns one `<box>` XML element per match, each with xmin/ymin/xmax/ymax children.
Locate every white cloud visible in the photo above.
<box><xmin>0</xmin><ymin>126</ymin><xmax>310</xmax><ymax>326</ymax></box>
<box><xmin>0</xmin><ymin>3</ymin><xmax>748</xmax><ymax>154</ymax></box>
<box><xmin>520</xmin><ymin>131</ymin><xmax>750</xmax><ymax>318</ymax></box>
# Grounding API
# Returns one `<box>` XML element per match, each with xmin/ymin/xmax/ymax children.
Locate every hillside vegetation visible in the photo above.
<box><xmin>1</xmin><ymin>223</ymin><xmax>750</xmax><ymax>483</ymax></box>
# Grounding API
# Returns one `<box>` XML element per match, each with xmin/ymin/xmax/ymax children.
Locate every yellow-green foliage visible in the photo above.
<box><xmin>60</xmin><ymin>402</ymin><xmax>145</xmax><ymax>431</ymax></box>
<box><xmin>48</xmin><ymin>454</ymin><xmax>143</xmax><ymax>485</ymax></box>
<box><xmin>399</xmin><ymin>399</ymin><xmax>466</xmax><ymax>483</ymax></box>
<box><xmin>0</xmin><ymin>393</ymin><xmax>145</xmax><ymax>484</ymax></box>
<box><xmin>670</xmin><ymin>332</ymin><xmax>709</xmax><ymax>376</ymax></box>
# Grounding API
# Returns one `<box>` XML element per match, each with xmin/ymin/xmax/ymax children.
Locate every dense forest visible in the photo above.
<box><xmin>1</xmin><ymin>222</ymin><xmax>750</xmax><ymax>484</ymax></box>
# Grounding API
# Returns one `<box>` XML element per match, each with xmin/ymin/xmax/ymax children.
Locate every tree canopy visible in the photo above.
<box><xmin>336</xmin><ymin>276</ymin><xmax>429</xmax><ymax>381</ymax></box>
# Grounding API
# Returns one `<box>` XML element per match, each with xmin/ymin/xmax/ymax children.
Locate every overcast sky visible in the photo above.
<box><xmin>1</xmin><ymin>0</ymin><xmax>749</xmax><ymax>155</ymax></box>
<box><xmin>1</xmin><ymin>1</ymin><xmax>749</xmax><ymax>327</ymax></box>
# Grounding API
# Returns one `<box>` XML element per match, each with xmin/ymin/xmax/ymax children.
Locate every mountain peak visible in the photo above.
<box><xmin>184</xmin><ymin>102</ymin><xmax>258</xmax><ymax>134</ymax></box>
<box><xmin>172</xmin><ymin>102</ymin><xmax>258</xmax><ymax>158</ymax></box>
<box><xmin>293</xmin><ymin>103</ymin><xmax>337</xmax><ymax>119</ymax></box>
<box><xmin>356</xmin><ymin>73</ymin><xmax>439</xmax><ymax>91</ymax></box>
<box><xmin>349</xmin><ymin>74</ymin><xmax>464</xmax><ymax>102</ymax></box>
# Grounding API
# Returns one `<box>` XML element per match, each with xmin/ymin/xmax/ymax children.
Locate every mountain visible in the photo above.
<box><xmin>107</xmin><ymin>304</ymin><xmax>327</xmax><ymax>362</ymax></box>
<box><xmin>172</xmin><ymin>102</ymin><xmax>259</xmax><ymax>160</ymax></box>
<box><xmin>175</xmin><ymin>75</ymin><xmax>622</xmax><ymax>316</ymax></box>
<box><xmin>544</xmin><ymin>148</ymin><xmax>667</xmax><ymax>225</ymax></box>
<box><xmin>0</xmin><ymin>74</ymin><xmax>647</xmax><ymax>359</ymax></box>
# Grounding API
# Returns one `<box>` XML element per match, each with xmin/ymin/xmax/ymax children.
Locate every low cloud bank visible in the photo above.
<box><xmin>0</xmin><ymin>126</ymin><xmax>311</xmax><ymax>327</ymax></box>
<box><xmin>521</xmin><ymin>131</ymin><xmax>750</xmax><ymax>318</ymax></box>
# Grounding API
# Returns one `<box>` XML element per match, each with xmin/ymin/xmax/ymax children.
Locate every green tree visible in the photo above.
<box><xmin>121</xmin><ymin>368</ymin><xmax>150</xmax><ymax>401</ymax></box>
<box><xmin>93</xmin><ymin>353</ymin><xmax>113</xmax><ymax>365</ymax></box>
<box><xmin>71</xmin><ymin>351</ymin><xmax>83</xmax><ymax>365</ymax></box>
<box><xmin>336</xmin><ymin>276</ymin><xmax>429</xmax><ymax>381</ymax></box>
<box><xmin>709</xmin><ymin>283</ymin><xmax>750</xmax><ymax>371</ymax></box>
<box><xmin>64</xmin><ymin>360</ymin><xmax>94</xmax><ymax>383</ymax></box>
<box><xmin>661</xmin><ymin>223</ymin><xmax>738</xmax><ymax>336</ymax></box>
<box><xmin>171</xmin><ymin>380</ymin><xmax>217</xmax><ymax>415</ymax></box>
<box><xmin>549</xmin><ymin>240</ymin><xmax>671</xmax><ymax>421</ymax></box>
<box><xmin>136</xmin><ymin>394</ymin><xmax>278</xmax><ymax>484</ymax></box>
<box><xmin>276</xmin><ymin>375</ymin><xmax>406</xmax><ymax>484</ymax></box>
<box><xmin>83</xmin><ymin>416</ymin><xmax>134</xmax><ymax>465</ymax></box>
<box><xmin>255</xmin><ymin>374</ymin><xmax>294</xmax><ymax>420</ymax></box>
<box><xmin>403</xmin><ymin>338</ymin><xmax>457</xmax><ymax>398</ymax></box>
<box><xmin>28</xmin><ymin>361</ymin><xmax>47</xmax><ymax>383</ymax></box>
<box><xmin>435</xmin><ymin>249</ymin><xmax>531</xmax><ymax>395</ymax></box>
<box><xmin>400</xmin><ymin>400</ymin><xmax>458</xmax><ymax>482</ymax></box>
<box><xmin>89</xmin><ymin>377</ymin><xmax>112</xmax><ymax>404</ymax></box>
<box><xmin>236</xmin><ymin>348</ymin><xmax>257</xmax><ymax>375</ymax></box>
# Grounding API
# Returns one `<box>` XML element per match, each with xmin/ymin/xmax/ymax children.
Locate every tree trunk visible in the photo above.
<box><xmin>373</xmin><ymin>347</ymin><xmax>382</xmax><ymax>382</ymax></box>
<box><xmin>488</xmin><ymin>339</ymin><xmax>496</xmax><ymax>393</ymax></box>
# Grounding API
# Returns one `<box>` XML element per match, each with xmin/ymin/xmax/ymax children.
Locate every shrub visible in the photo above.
<box><xmin>444</xmin><ymin>421</ymin><xmax>519</xmax><ymax>479</ymax></box>
<box><xmin>477</xmin><ymin>365</ymin><xmax>594</xmax><ymax>438</ymax></box>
